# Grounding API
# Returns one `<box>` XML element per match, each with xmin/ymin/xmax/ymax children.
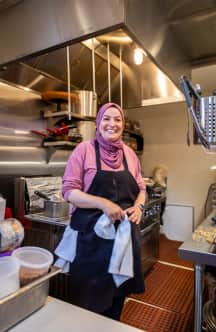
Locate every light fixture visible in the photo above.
<box><xmin>14</xmin><ymin>130</ymin><xmax>30</xmax><ymax>134</ymax></box>
<box><xmin>24</xmin><ymin>87</ymin><xmax>32</xmax><ymax>92</ymax></box>
<box><xmin>134</xmin><ymin>48</ymin><xmax>145</xmax><ymax>65</ymax></box>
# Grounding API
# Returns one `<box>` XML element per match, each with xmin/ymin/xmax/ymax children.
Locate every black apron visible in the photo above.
<box><xmin>67</xmin><ymin>141</ymin><xmax>144</xmax><ymax>313</ymax></box>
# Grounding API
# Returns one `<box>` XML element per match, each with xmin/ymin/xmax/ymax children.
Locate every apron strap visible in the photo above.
<box><xmin>122</xmin><ymin>152</ymin><xmax>128</xmax><ymax>170</ymax></box>
<box><xmin>94</xmin><ymin>140</ymin><xmax>128</xmax><ymax>171</ymax></box>
<box><xmin>95</xmin><ymin>140</ymin><xmax>101</xmax><ymax>170</ymax></box>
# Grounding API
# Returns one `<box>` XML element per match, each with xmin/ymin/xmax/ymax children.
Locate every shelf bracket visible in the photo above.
<box><xmin>45</xmin><ymin>146</ymin><xmax>56</xmax><ymax>163</ymax></box>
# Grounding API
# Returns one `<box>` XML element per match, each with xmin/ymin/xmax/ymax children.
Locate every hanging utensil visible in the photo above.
<box><xmin>46</xmin><ymin>128</ymin><xmax>56</xmax><ymax>135</ymax></box>
<box><xmin>59</xmin><ymin>123</ymin><xmax>69</xmax><ymax>135</ymax></box>
<box><xmin>31</xmin><ymin>130</ymin><xmax>48</xmax><ymax>138</ymax></box>
<box><xmin>179</xmin><ymin>76</ymin><xmax>210</xmax><ymax>150</ymax></box>
<box><xmin>34</xmin><ymin>191</ymin><xmax>50</xmax><ymax>200</ymax></box>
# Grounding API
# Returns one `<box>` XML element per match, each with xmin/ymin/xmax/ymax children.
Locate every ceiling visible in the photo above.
<box><xmin>161</xmin><ymin>0</ymin><xmax>216</xmax><ymax>96</ymax></box>
<box><xmin>162</xmin><ymin>0</ymin><xmax>216</xmax><ymax>66</ymax></box>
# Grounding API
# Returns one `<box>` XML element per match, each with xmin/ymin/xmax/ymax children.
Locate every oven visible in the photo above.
<box><xmin>140</xmin><ymin>199</ymin><xmax>162</xmax><ymax>275</ymax></box>
<box><xmin>140</xmin><ymin>218</ymin><xmax>160</xmax><ymax>275</ymax></box>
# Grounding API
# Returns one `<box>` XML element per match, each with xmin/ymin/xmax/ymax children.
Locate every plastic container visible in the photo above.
<box><xmin>0</xmin><ymin>196</ymin><xmax>6</xmax><ymax>221</ymax></box>
<box><xmin>0</xmin><ymin>218</ymin><xmax>24</xmax><ymax>252</ymax></box>
<box><xmin>0</xmin><ymin>256</ymin><xmax>20</xmax><ymax>299</ymax></box>
<box><xmin>12</xmin><ymin>246</ymin><xmax>53</xmax><ymax>286</ymax></box>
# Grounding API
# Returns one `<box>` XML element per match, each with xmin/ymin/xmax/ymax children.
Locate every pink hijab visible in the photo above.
<box><xmin>95</xmin><ymin>102</ymin><xmax>124</xmax><ymax>169</ymax></box>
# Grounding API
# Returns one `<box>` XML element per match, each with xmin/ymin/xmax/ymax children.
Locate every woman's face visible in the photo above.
<box><xmin>99</xmin><ymin>107</ymin><xmax>124</xmax><ymax>142</ymax></box>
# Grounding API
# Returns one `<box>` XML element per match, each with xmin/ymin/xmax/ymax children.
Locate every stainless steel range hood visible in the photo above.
<box><xmin>0</xmin><ymin>0</ymin><xmax>210</xmax><ymax>108</ymax></box>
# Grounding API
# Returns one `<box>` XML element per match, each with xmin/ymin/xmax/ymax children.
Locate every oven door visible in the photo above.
<box><xmin>140</xmin><ymin>219</ymin><xmax>160</xmax><ymax>275</ymax></box>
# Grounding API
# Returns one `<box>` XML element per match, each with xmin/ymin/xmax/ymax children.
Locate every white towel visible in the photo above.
<box><xmin>94</xmin><ymin>214</ymin><xmax>134</xmax><ymax>287</ymax></box>
<box><xmin>54</xmin><ymin>214</ymin><xmax>134</xmax><ymax>286</ymax></box>
<box><xmin>54</xmin><ymin>225</ymin><xmax>78</xmax><ymax>272</ymax></box>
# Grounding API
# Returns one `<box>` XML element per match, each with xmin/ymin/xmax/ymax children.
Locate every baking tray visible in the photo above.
<box><xmin>0</xmin><ymin>266</ymin><xmax>61</xmax><ymax>332</ymax></box>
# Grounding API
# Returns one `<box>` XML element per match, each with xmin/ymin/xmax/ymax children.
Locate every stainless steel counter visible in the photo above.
<box><xmin>9</xmin><ymin>297</ymin><xmax>143</xmax><ymax>332</ymax></box>
<box><xmin>25</xmin><ymin>213</ymin><xmax>69</xmax><ymax>227</ymax></box>
<box><xmin>178</xmin><ymin>211</ymin><xmax>216</xmax><ymax>332</ymax></box>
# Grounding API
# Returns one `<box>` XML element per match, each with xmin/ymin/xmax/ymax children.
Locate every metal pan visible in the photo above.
<box><xmin>34</xmin><ymin>191</ymin><xmax>69</xmax><ymax>218</ymax></box>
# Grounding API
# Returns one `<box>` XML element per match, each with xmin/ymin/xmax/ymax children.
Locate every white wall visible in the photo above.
<box><xmin>126</xmin><ymin>101</ymin><xmax>216</xmax><ymax>227</ymax></box>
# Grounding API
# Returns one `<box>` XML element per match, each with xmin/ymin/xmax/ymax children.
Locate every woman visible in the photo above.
<box><xmin>57</xmin><ymin>102</ymin><xmax>146</xmax><ymax>320</ymax></box>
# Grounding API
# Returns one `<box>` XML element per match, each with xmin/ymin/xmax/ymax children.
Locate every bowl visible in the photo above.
<box><xmin>12</xmin><ymin>246</ymin><xmax>53</xmax><ymax>286</ymax></box>
<box><xmin>0</xmin><ymin>256</ymin><xmax>20</xmax><ymax>299</ymax></box>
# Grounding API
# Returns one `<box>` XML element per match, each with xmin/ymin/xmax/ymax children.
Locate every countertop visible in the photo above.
<box><xmin>9</xmin><ymin>297</ymin><xmax>143</xmax><ymax>332</ymax></box>
<box><xmin>178</xmin><ymin>211</ymin><xmax>216</xmax><ymax>266</ymax></box>
<box><xmin>25</xmin><ymin>196</ymin><xmax>166</xmax><ymax>227</ymax></box>
<box><xmin>24</xmin><ymin>213</ymin><xmax>69</xmax><ymax>226</ymax></box>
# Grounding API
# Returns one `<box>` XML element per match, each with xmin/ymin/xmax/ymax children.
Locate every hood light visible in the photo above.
<box><xmin>23</xmin><ymin>87</ymin><xmax>31</xmax><ymax>92</ymax></box>
<box><xmin>134</xmin><ymin>48</ymin><xmax>145</xmax><ymax>65</ymax></box>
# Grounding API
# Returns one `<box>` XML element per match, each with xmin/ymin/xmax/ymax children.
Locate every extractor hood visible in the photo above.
<box><xmin>0</xmin><ymin>0</ymin><xmax>215</xmax><ymax>108</ymax></box>
<box><xmin>0</xmin><ymin>30</ymin><xmax>183</xmax><ymax>108</ymax></box>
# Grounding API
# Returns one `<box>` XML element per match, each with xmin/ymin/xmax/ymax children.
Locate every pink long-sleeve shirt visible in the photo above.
<box><xmin>62</xmin><ymin>140</ymin><xmax>146</xmax><ymax>202</ymax></box>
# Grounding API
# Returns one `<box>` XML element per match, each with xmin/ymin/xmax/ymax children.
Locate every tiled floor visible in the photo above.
<box><xmin>120</xmin><ymin>234</ymin><xmax>194</xmax><ymax>332</ymax></box>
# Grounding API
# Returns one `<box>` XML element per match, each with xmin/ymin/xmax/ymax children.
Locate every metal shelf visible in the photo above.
<box><xmin>124</xmin><ymin>129</ymin><xmax>143</xmax><ymax>137</ymax></box>
<box><xmin>43</xmin><ymin>110</ymin><xmax>95</xmax><ymax>120</ymax></box>
<box><xmin>43</xmin><ymin>141</ymin><xmax>78</xmax><ymax>147</ymax></box>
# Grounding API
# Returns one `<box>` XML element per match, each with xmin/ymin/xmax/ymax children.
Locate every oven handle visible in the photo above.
<box><xmin>140</xmin><ymin>220</ymin><xmax>160</xmax><ymax>235</ymax></box>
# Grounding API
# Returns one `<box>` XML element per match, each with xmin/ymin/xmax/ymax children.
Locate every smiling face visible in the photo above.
<box><xmin>99</xmin><ymin>107</ymin><xmax>124</xmax><ymax>142</ymax></box>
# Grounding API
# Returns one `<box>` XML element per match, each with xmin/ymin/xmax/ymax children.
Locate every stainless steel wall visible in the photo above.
<box><xmin>0</xmin><ymin>82</ymin><xmax>70</xmax><ymax>175</ymax></box>
<box><xmin>0</xmin><ymin>0</ymin><xmax>189</xmax><ymax>89</ymax></box>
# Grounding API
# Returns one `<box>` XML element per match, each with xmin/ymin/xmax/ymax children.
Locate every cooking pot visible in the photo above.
<box><xmin>34</xmin><ymin>191</ymin><xmax>69</xmax><ymax>218</ymax></box>
<box><xmin>74</xmin><ymin>90</ymin><xmax>97</xmax><ymax>118</ymax></box>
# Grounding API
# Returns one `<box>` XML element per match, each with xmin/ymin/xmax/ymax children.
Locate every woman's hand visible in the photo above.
<box><xmin>102</xmin><ymin>200</ymin><xmax>125</xmax><ymax>223</ymax></box>
<box><xmin>125</xmin><ymin>205</ymin><xmax>142</xmax><ymax>224</ymax></box>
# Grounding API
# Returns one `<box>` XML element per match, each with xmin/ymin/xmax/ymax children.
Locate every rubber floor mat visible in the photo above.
<box><xmin>159</xmin><ymin>234</ymin><xmax>193</xmax><ymax>268</ymax></box>
<box><xmin>121</xmin><ymin>300</ymin><xmax>193</xmax><ymax>332</ymax></box>
<box><xmin>130</xmin><ymin>262</ymin><xmax>194</xmax><ymax>313</ymax></box>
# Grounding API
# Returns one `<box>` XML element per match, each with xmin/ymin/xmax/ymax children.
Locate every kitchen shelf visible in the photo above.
<box><xmin>43</xmin><ymin>140</ymin><xmax>79</xmax><ymax>162</ymax></box>
<box><xmin>43</xmin><ymin>141</ymin><xmax>78</xmax><ymax>147</ymax></box>
<box><xmin>124</xmin><ymin>129</ymin><xmax>143</xmax><ymax>137</ymax></box>
<box><xmin>123</xmin><ymin>130</ymin><xmax>144</xmax><ymax>152</ymax></box>
<box><xmin>43</xmin><ymin>110</ymin><xmax>95</xmax><ymax>120</ymax></box>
